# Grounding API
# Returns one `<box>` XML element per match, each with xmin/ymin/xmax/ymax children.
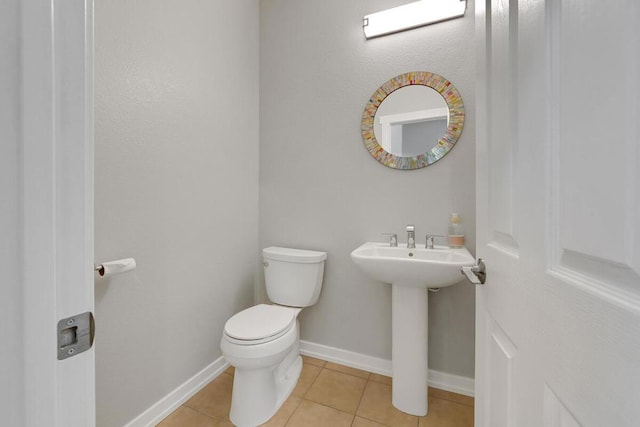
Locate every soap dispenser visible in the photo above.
<box><xmin>447</xmin><ymin>212</ymin><xmax>465</xmax><ymax>248</ymax></box>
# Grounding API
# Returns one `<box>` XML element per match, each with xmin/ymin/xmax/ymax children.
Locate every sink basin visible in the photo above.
<box><xmin>350</xmin><ymin>241</ymin><xmax>475</xmax><ymax>416</ymax></box>
<box><xmin>350</xmin><ymin>242</ymin><xmax>475</xmax><ymax>288</ymax></box>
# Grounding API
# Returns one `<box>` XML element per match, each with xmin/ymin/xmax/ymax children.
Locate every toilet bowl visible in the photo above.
<box><xmin>221</xmin><ymin>305</ymin><xmax>302</xmax><ymax>427</ymax></box>
<box><xmin>220</xmin><ymin>247</ymin><xmax>326</xmax><ymax>427</ymax></box>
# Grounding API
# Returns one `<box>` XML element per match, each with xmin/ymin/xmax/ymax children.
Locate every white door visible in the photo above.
<box><xmin>22</xmin><ymin>0</ymin><xmax>95</xmax><ymax>425</ymax></box>
<box><xmin>475</xmin><ymin>0</ymin><xmax>640</xmax><ymax>426</ymax></box>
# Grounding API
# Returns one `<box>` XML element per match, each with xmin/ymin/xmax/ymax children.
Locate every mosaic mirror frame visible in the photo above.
<box><xmin>361</xmin><ymin>71</ymin><xmax>465</xmax><ymax>170</ymax></box>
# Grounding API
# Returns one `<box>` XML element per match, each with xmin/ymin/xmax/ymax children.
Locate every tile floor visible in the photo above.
<box><xmin>158</xmin><ymin>356</ymin><xmax>474</xmax><ymax>427</ymax></box>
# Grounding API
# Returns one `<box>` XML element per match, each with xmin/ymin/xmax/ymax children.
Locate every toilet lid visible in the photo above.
<box><xmin>224</xmin><ymin>304</ymin><xmax>298</xmax><ymax>342</ymax></box>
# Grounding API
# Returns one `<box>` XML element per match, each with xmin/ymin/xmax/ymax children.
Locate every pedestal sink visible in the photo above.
<box><xmin>350</xmin><ymin>242</ymin><xmax>475</xmax><ymax>416</ymax></box>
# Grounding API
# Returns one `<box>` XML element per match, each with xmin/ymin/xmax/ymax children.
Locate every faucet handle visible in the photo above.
<box><xmin>425</xmin><ymin>234</ymin><xmax>446</xmax><ymax>249</ymax></box>
<box><xmin>381</xmin><ymin>233</ymin><xmax>398</xmax><ymax>247</ymax></box>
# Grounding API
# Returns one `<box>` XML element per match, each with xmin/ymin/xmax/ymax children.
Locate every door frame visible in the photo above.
<box><xmin>474</xmin><ymin>0</ymin><xmax>488</xmax><ymax>422</ymax></box>
<box><xmin>21</xmin><ymin>0</ymin><xmax>95</xmax><ymax>425</ymax></box>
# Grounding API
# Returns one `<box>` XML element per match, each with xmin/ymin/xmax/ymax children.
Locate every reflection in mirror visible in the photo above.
<box><xmin>361</xmin><ymin>71</ymin><xmax>464</xmax><ymax>170</ymax></box>
<box><xmin>374</xmin><ymin>86</ymin><xmax>449</xmax><ymax>157</ymax></box>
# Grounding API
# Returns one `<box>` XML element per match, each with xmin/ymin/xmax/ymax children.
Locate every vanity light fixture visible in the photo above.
<box><xmin>363</xmin><ymin>0</ymin><xmax>467</xmax><ymax>39</ymax></box>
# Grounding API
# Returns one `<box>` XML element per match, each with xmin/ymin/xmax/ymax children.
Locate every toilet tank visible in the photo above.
<box><xmin>263</xmin><ymin>247</ymin><xmax>327</xmax><ymax>307</ymax></box>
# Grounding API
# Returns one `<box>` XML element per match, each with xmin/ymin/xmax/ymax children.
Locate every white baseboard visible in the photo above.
<box><xmin>124</xmin><ymin>356</ymin><xmax>229</xmax><ymax>427</ymax></box>
<box><xmin>299</xmin><ymin>340</ymin><xmax>392</xmax><ymax>376</ymax></box>
<box><xmin>426</xmin><ymin>370</ymin><xmax>475</xmax><ymax>397</ymax></box>
<box><xmin>299</xmin><ymin>340</ymin><xmax>474</xmax><ymax>397</ymax></box>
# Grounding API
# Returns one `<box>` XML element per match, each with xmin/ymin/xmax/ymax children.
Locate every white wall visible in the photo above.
<box><xmin>94</xmin><ymin>1</ymin><xmax>259</xmax><ymax>426</ymax></box>
<box><xmin>259</xmin><ymin>0</ymin><xmax>476</xmax><ymax>378</ymax></box>
<box><xmin>0</xmin><ymin>1</ymin><xmax>24</xmax><ymax>425</ymax></box>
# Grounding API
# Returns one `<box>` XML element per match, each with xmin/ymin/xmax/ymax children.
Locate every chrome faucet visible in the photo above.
<box><xmin>425</xmin><ymin>234</ymin><xmax>446</xmax><ymax>249</ymax></box>
<box><xmin>382</xmin><ymin>233</ymin><xmax>398</xmax><ymax>247</ymax></box>
<box><xmin>406</xmin><ymin>225</ymin><xmax>416</xmax><ymax>248</ymax></box>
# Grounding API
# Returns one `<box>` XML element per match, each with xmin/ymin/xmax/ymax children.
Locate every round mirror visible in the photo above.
<box><xmin>361</xmin><ymin>72</ymin><xmax>464</xmax><ymax>170</ymax></box>
<box><xmin>373</xmin><ymin>85</ymin><xmax>449</xmax><ymax>157</ymax></box>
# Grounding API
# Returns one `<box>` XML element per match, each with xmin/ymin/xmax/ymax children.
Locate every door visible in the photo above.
<box><xmin>475</xmin><ymin>1</ymin><xmax>640</xmax><ymax>426</ymax></box>
<box><xmin>22</xmin><ymin>0</ymin><xmax>95</xmax><ymax>425</ymax></box>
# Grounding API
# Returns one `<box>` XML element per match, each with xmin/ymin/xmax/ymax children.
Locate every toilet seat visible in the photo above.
<box><xmin>224</xmin><ymin>304</ymin><xmax>301</xmax><ymax>346</ymax></box>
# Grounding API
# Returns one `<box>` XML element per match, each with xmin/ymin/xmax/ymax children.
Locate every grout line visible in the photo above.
<box><xmin>280</xmin><ymin>396</ymin><xmax>304</xmax><ymax>427</ymax></box>
<box><xmin>428</xmin><ymin>388</ymin><xmax>475</xmax><ymax>408</ymax></box>
<box><xmin>298</xmin><ymin>399</ymin><xmax>357</xmax><ymax>418</ymax></box>
<box><xmin>300</xmin><ymin>366</ymin><xmax>324</xmax><ymax>399</ymax></box>
<box><xmin>301</xmin><ymin>355</ymin><xmax>327</xmax><ymax>368</ymax></box>
<box><xmin>180</xmin><ymin>376</ymin><xmax>233</xmax><ymax>424</ymax></box>
<box><xmin>353</xmin><ymin>380</ymin><xmax>400</xmax><ymax>427</ymax></box>
<box><xmin>354</xmin><ymin>413</ymin><xmax>396</xmax><ymax>427</ymax></box>
<box><xmin>430</xmin><ymin>394</ymin><xmax>475</xmax><ymax>410</ymax></box>
<box><xmin>352</xmin><ymin>377</ymin><xmax>369</xmax><ymax>420</ymax></box>
<box><xmin>355</xmin><ymin>380</ymin><xmax>422</xmax><ymax>427</ymax></box>
<box><xmin>322</xmin><ymin>363</ymin><xmax>371</xmax><ymax>381</ymax></box>
<box><xmin>367</xmin><ymin>375</ymin><xmax>392</xmax><ymax>386</ymax></box>
<box><xmin>181</xmin><ymin>404</ymin><xmax>228</xmax><ymax>424</ymax></box>
<box><xmin>300</xmin><ymin>367</ymin><xmax>367</xmax><ymax>422</ymax></box>
<box><xmin>434</xmin><ymin>395</ymin><xmax>474</xmax><ymax>407</ymax></box>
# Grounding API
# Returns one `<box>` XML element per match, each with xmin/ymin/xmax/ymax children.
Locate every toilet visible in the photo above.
<box><xmin>220</xmin><ymin>246</ymin><xmax>327</xmax><ymax>427</ymax></box>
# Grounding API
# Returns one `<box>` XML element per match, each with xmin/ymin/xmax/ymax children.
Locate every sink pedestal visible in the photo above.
<box><xmin>350</xmin><ymin>242</ymin><xmax>476</xmax><ymax>416</ymax></box>
<box><xmin>392</xmin><ymin>283</ymin><xmax>429</xmax><ymax>416</ymax></box>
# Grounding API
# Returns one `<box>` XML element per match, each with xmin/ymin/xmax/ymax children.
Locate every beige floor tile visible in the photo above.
<box><xmin>285</xmin><ymin>400</ymin><xmax>353</xmax><ymax>427</ymax></box>
<box><xmin>159</xmin><ymin>367</ymin><xmax>471</xmax><ymax>427</ymax></box>
<box><xmin>428</xmin><ymin>387</ymin><xmax>474</xmax><ymax>407</ymax></box>
<box><xmin>352</xmin><ymin>416</ymin><xmax>387</xmax><ymax>427</ymax></box>
<box><xmin>302</xmin><ymin>355</ymin><xmax>326</xmax><ymax>368</ymax></box>
<box><xmin>356</xmin><ymin>381</ymin><xmax>419</xmax><ymax>427</ymax></box>
<box><xmin>260</xmin><ymin>396</ymin><xmax>303</xmax><ymax>427</ymax></box>
<box><xmin>157</xmin><ymin>406</ymin><xmax>220</xmax><ymax>427</ymax></box>
<box><xmin>184</xmin><ymin>373</ymin><xmax>233</xmax><ymax>420</ymax></box>
<box><xmin>291</xmin><ymin>363</ymin><xmax>322</xmax><ymax>398</ymax></box>
<box><xmin>224</xmin><ymin>366</ymin><xmax>235</xmax><ymax>376</ymax></box>
<box><xmin>304</xmin><ymin>369</ymin><xmax>367</xmax><ymax>414</ymax></box>
<box><xmin>368</xmin><ymin>373</ymin><xmax>392</xmax><ymax>385</ymax></box>
<box><xmin>419</xmin><ymin>397</ymin><xmax>474</xmax><ymax>427</ymax></box>
<box><xmin>324</xmin><ymin>362</ymin><xmax>370</xmax><ymax>380</ymax></box>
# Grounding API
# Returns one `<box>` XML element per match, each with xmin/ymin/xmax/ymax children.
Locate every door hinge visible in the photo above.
<box><xmin>57</xmin><ymin>312</ymin><xmax>95</xmax><ymax>360</ymax></box>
